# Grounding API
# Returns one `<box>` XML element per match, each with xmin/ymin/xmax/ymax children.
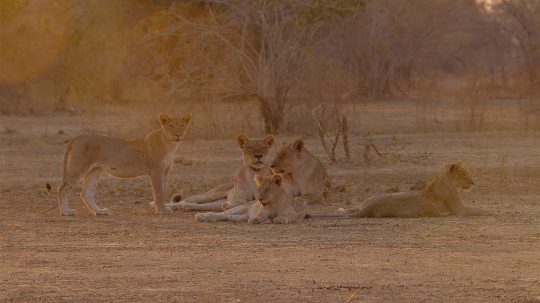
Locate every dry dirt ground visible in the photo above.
<box><xmin>1</xmin><ymin>112</ymin><xmax>539</xmax><ymax>302</ymax></box>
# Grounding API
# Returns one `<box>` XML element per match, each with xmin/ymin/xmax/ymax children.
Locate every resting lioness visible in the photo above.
<box><xmin>49</xmin><ymin>113</ymin><xmax>192</xmax><ymax>216</ymax></box>
<box><xmin>270</xmin><ymin>139</ymin><xmax>332</xmax><ymax>206</ymax></box>
<box><xmin>338</xmin><ymin>162</ymin><xmax>494</xmax><ymax>218</ymax></box>
<box><xmin>195</xmin><ymin>174</ymin><xmax>301</xmax><ymax>224</ymax></box>
<box><xmin>167</xmin><ymin>134</ymin><xmax>275</xmax><ymax>211</ymax></box>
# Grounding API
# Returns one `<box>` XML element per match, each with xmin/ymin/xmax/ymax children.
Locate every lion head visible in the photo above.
<box><xmin>270</xmin><ymin>139</ymin><xmax>305</xmax><ymax>174</ymax></box>
<box><xmin>448</xmin><ymin>162</ymin><xmax>475</xmax><ymax>189</ymax></box>
<box><xmin>254</xmin><ymin>174</ymin><xmax>284</xmax><ymax>207</ymax></box>
<box><xmin>159</xmin><ymin>113</ymin><xmax>192</xmax><ymax>143</ymax></box>
<box><xmin>236</xmin><ymin>134</ymin><xmax>275</xmax><ymax>170</ymax></box>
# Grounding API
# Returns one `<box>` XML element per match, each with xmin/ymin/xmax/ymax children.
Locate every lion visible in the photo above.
<box><xmin>48</xmin><ymin>113</ymin><xmax>192</xmax><ymax>216</ymax></box>
<box><xmin>194</xmin><ymin>174</ymin><xmax>302</xmax><ymax>224</ymax></box>
<box><xmin>270</xmin><ymin>139</ymin><xmax>332</xmax><ymax>207</ymax></box>
<box><xmin>167</xmin><ymin>134</ymin><xmax>275</xmax><ymax>211</ymax></box>
<box><xmin>337</xmin><ymin>162</ymin><xmax>494</xmax><ymax>218</ymax></box>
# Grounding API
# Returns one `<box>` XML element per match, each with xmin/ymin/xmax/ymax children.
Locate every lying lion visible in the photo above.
<box><xmin>195</xmin><ymin>174</ymin><xmax>301</xmax><ymax>224</ymax></box>
<box><xmin>167</xmin><ymin>134</ymin><xmax>275</xmax><ymax>211</ymax></box>
<box><xmin>47</xmin><ymin>113</ymin><xmax>192</xmax><ymax>216</ymax></box>
<box><xmin>337</xmin><ymin>162</ymin><xmax>494</xmax><ymax>218</ymax></box>
<box><xmin>271</xmin><ymin>139</ymin><xmax>332</xmax><ymax>207</ymax></box>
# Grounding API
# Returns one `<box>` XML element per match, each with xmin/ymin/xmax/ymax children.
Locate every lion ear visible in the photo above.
<box><xmin>181</xmin><ymin>113</ymin><xmax>193</xmax><ymax>124</ymax></box>
<box><xmin>263</xmin><ymin>135</ymin><xmax>275</xmax><ymax>147</ymax></box>
<box><xmin>450</xmin><ymin>163</ymin><xmax>459</xmax><ymax>172</ymax></box>
<box><xmin>253</xmin><ymin>174</ymin><xmax>263</xmax><ymax>187</ymax></box>
<box><xmin>293</xmin><ymin>139</ymin><xmax>304</xmax><ymax>151</ymax></box>
<box><xmin>271</xmin><ymin>174</ymin><xmax>282</xmax><ymax>186</ymax></box>
<box><xmin>159</xmin><ymin>113</ymin><xmax>171</xmax><ymax>126</ymax></box>
<box><xmin>236</xmin><ymin>134</ymin><xmax>249</xmax><ymax>149</ymax></box>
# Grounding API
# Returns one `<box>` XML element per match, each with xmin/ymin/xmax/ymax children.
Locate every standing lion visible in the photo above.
<box><xmin>48</xmin><ymin>113</ymin><xmax>192</xmax><ymax>216</ymax></box>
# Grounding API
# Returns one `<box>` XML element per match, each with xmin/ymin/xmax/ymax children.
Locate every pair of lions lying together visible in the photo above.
<box><xmin>48</xmin><ymin>113</ymin><xmax>493</xmax><ymax>222</ymax></box>
<box><xmin>177</xmin><ymin>134</ymin><xmax>332</xmax><ymax>224</ymax></box>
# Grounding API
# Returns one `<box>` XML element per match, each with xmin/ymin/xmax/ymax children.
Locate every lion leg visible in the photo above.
<box><xmin>225</xmin><ymin>214</ymin><xmax>249</xmax><ymax>222</ymax></box>
<box><xmin>298</xmin><ymin>192</ymin><xmax>324</xmax><ymax>205</ymax></box>
<box><xmin>196</xmin><ymin>205</ymin><xmax>249</xmax><ymax>222</ymax></box>
<box><xmin>172</xmin><ymin>199</ymin><xmax>227</xmax><ymax>211</ymax></box>
<box><xmin>272</xmin><ymin>216</ymin><xmax>290</xmax><ymax>224</ymax></box>
<box><xmin>250</xmin><ymin>208</ymin><xmax>272</xmax><ymax>224</ymax></box>
<box><xmin>80</xmin><ymin>167</ymin><xmax>110</xmax><ymax>215</ymax></box>
<box><xmin>196</xmin><ymin>212</ymin><xmax>248</xmax><ymax>223</ymax></box>
<box><xmin>150</xmin><ymin>173</ymin><xmax>172</xmax><ymax>215</ymax></box>
<box><xmin>58</xmin><ymin>163</ymin><xmax>89</xmax><ymax>216</ymax></box>
<box><xmin>162</xmin><ymin>168</ymin><xmax>169</xmax><ymax>201</ymax></box>
<box><xmin>169</xmin><ymin>182</ymin><xmax>232</xmax><ymax>207</ymax></box>
<box><xmin>346</xmin><ymin>207</ymin><xmax>371</xmax><ymax>218</ymax></box>
<box><xmin>58</xmin><ymin>182</ymin><xmax>76</xmax><ymax>216</ymax></box>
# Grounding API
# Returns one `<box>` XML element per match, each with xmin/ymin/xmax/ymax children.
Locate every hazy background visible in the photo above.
<box><xmin>2</xmin><ymin>2</ymin><xmax>540</xmax><ymax>301</ymax></box>
<box><xmin>1</xmin><ymin>0</ymin><xmax>539</xmax><ymax>137</ymax></box>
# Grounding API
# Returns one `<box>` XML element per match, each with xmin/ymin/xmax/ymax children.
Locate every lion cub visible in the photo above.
<box><xmin>51</xmin><ymin>113</ymin><xmax>192</xmax><ymax>216</ymax></box>
<box><xmin>195</xmin><ymin>174</ymin><xmax>301</xmax><ymax>224</ymax></box>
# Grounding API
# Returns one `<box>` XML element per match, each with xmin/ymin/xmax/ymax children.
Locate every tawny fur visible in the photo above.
<box><xmin>339</xmin><ymin>162</ymin><xmax>494</xmax><ymax>218</ymax></box>
<box><xmin>195</xmin><ymin>174</ymin><xmax>301</xmax><ymax>224</ymax></box>
<box><xmin>50</xmin><ymin>113</ymin><xmax>192</xmax><ymax>216</ymax></box>
<box><xmin>167</xmin><ymin>134</ymin><xmax>275</xmax><ymax>212</ymax></box>
<box><xmin>271</xmin><ymin>139</ymin><xmax>332</xmax><ymax>208</ymax></box>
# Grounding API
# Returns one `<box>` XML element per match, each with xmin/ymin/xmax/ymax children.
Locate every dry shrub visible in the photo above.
<box><xmin>511</xmin><ymin>77</ymin><xmax>540</xmax><ymax>131</ymax></box>
<box><xmin>312</xmin><ymin>104</ymin><xmax>350</xmax><ymax>162</ymax></box>
<box><xmin>456</xmin><ymin>76</ymin><xmax>490</xmax><ymax>132</ymax></box>
<box><xmin>281</xmin><ymin>102</ymin><xmax>315</xmax><ymax>135</ymax></box>
<box><xmin>408</xmin><ymin>74</ymin><xmax>449</xmax><ymax>132</ymax></box>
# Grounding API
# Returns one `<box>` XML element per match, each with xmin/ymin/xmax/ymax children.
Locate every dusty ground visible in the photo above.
<box><xmin>1</xmin><ymin>111</ymin><xmax>539</xmax><ymax>302</ymax></box>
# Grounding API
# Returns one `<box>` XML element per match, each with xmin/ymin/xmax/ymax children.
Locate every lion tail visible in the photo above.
<box><xmin>61</xmin><ymin>139</ymin><xmax>73</xmax><ymax>182</ymax></box>
<box><xmin>45</xmin><ymin>183</ymin><xmax>54</xmax><ymax>195</ymax></box>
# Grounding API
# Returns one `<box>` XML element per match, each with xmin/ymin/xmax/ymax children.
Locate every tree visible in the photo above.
<box><xmin>497</xmin><ymin>0</ymin><xmax>540</xmax><ymax>92</ymax></box>
<box><xmin>177</xmin><ymin>0</ymin><xmax>364</xmax><ymax>133</ymax></box>
<box><xmin>327</xmin><ymin>0</ymin><xmax>495</xmax><ymax>98</ymax></box>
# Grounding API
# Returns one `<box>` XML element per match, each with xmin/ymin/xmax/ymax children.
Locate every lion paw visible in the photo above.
<box><xmin>195</xmin><ymin>213</ymin><xmax>207</xmax><ymax>222</ymax></box>
<box><xmin>177</xmin><ymin>201</ymin><xmax>191</xmax><ymax>211</ymax></box>
<box><xmin>273</xmin><ymin>217</ymin><xmax>289</xmax><ymax>224</ymax></box>
<box><xmin>156</xmin><ymin>206</ymin><xmax>173</xmax><ymax>215</ymax></box>
<box><xmin>94</xmin><ymin>208</ymin><xmax>111</xmax><ymax>216</ymax></box>
<box><xmin>221</xmin><ymin>202</ymin><xmax>232</xmax><ymax>211</ymax></box>
<box><xmin>165</xmin><ymin>202</ymin><xmax>178</xmax><ymax>210</ymax></box>
<box><xmin>248</xmin><ymin>217</ymin><xmax>261</xmax><ymax>224</ymax></box>
<box><xmin>61</xmin><ymin>208</ymin><xmax>76</xmax><ymax>216</ymax></box>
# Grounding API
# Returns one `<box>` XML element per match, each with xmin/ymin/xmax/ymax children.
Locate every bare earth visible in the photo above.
<box><xmin>1</xmin><ymin>113</ymin><xmax>539</xmax><ymax>302</ymax></box>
